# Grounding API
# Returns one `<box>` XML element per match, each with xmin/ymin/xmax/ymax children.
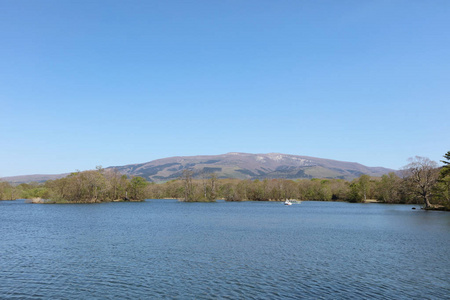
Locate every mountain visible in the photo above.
<box><xmin>109</xmin><ymin>152</ymin><xmax>394</xmax><ymax>182</ymax></box>
<box><xmin>1</xmin><ymin>153</ymin><xmax>395</xmax><ymax>184</ymax></box>
<box><xmin>1</xmin><ymin>173</ymin><xmax>70</xmax><ymax>184</ymax></box>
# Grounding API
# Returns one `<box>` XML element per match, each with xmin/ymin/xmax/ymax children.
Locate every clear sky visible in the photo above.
<box><xmin>1</xmin><ymin>0</ymin><xmax>449</xmax><ymax>177</ymax></box>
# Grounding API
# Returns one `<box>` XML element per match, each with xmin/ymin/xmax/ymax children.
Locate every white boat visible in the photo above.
<box><xmin>284</xmin><ymin>199</ymin><xmax>292</xmax><ymax>205</ymax></box>
<box><xmin>284</xmin><ymin>199</ymin><xmax>301</xmax><ymax>205</ymax></box>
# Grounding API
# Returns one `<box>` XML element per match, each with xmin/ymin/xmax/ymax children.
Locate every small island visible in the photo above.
<box><xmin>1</xmin><ymin>167</ymin><xmax>148</xmax><ymax>204</ymax></box>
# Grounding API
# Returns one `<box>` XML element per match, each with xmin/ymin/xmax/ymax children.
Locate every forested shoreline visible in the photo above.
<box><xmin>1</xmin><ymin>153</ymin><xmax>449</xmax><ymax>209</ymax></box>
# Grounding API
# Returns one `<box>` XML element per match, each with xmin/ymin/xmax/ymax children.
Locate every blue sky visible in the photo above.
<box><xmin>1</xmin><ymin>0</ymin><xmax>449</xmax><ymax>177</ymax></box>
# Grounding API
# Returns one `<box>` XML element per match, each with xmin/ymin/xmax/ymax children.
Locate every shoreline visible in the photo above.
<box><xmin>5</xmin><ymin>198</ymin><xmax>446</xmax><ymax>210</ymax></box>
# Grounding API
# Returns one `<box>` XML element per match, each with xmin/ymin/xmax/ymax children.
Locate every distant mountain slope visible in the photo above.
<box><xmin>109</xmin><ymin>152</ymin><xmax>394</xmax><ymax>182</ymax></box>
<box><xmin>1</xmin><ymin>153</ymin><xmax>395</xmax><ymax>184</ymax></box>
<box><xmin>1</xmin><ymin>173</ymin><xmax>69</xmax><ymax>184</ymax></box>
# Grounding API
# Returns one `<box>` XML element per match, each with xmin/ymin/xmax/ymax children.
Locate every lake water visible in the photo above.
<box><xmin>1</xmin><ymin>200</ymin><xmax>449</xmax><ymax>299</ymax></box>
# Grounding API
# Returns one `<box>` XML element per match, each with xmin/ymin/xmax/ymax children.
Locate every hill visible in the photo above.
<box><xmin>110</xmin><ymin>152</ymin><xmax>394</xmax><ymax>182</ymax></box>
<box><xmin>1</xmin><ymin>153</ymin><xmax>394</xmax><ymax>184</ymax></box>
<box><xmin>1</xmin><ymin>173</ymin><xmax>70</xmax><ymax>184</ymax></box>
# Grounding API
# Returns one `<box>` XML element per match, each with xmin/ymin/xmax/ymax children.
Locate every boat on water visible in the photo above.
<box><xmin>284</xmin><ymin>199</ymin><xmax>301</xmax><ymax>205</ymax></box>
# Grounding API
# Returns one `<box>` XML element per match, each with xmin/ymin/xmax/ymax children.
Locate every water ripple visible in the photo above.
<box><xmin>1</xmin><ymin>200</ymin><xmax>449</xmax><ymax>299</ymax></box>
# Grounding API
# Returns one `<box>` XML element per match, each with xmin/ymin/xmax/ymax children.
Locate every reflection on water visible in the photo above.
<box><xmin>1</xmin><ymin>200</ymin><xmax>449</xmax><ymax>299</ymax></box>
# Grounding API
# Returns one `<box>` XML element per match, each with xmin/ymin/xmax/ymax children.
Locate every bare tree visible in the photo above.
<box><xmin>181</xmin><ymin>169</ymin><xmax>194</xmax><ymax>202</ymax></box>
<box><xmin>104</xmin><ymin>168</ymin><xmax>123</xmax><ymax>200</ymax></box>
<box><xmin>201</xmin><ymin>171</ymin><xmax>208</xmax><ymax>199</ymax></box>
<box><xmin>402</xmin><ymin>156</ymin><xmax>440</xmax><ymax>208</ymax></box>
<box><xmin>358</xmin><ymin>175</ymin><xmax>371</xmax><ymax>202</ymax></box>
<box><xmin>208</xmin><ymin>173</ymin><xmax>217</xmax><ymax>201</ymax></box>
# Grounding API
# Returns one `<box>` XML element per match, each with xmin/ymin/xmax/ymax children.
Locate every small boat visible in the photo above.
<box><xmin>284</xmin><ymin>199</ymin><xmax>301</xmax><ymax>205</ymax></box>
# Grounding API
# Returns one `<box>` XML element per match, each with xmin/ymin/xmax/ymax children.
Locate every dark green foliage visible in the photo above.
<box><xmin>202</xmin><ymin>167</ymin><xmax>222</xmax><ymax>173</ymax></box>
<box><xmin>200</xmin><ymin>160</ymin><xmax>221</xmax><ymax>164</ymax></box>
<box><xmin>440</xmin><ymin>151</ymin><xmax>450</xmax><ymax>177</ymax></box>
<box><xmin>236</xmin><ymin>169</ymin><xmax>257</xmax><ymax>176</ymax></box>
<box><xmin>129</xmin><ymin>177</ymin><xmax>148</xmax><ymax>200</ymax></box>
<box><xmin>295</xmin><ymin>169</ymin><xmax>309</xmax><ymax>177</ymax></box>
<box><xmin>141</xmin><ymin>163</ymin><xmax>182</xmax><ymax>177</ymax></box>
<box><xmin>435</xmin><ymin>151</ymin><xmax>450</xmax><ymax>208</ymax></box>
<box><xmin>442</xmin><ymin>151</ymin><xmax>450</xmax><ymax>164</ymax></box>
<box><xmin>347</xmin><ymin>181</ymin><xmax>362</xmax><ymax>203</ymax></box>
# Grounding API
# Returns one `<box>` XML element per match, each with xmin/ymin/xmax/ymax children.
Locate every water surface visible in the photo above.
<box><xmin>1</xmin><ymin>200</ymin><xmax>449</xmax><ymax>299</ymax></box>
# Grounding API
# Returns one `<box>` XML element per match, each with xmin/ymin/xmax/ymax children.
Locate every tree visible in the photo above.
<box><xmin>181</xmin><ymin>169</ymin><xmax>195</xmax><ymax>202</ymax></box>
<box><xmin>377</xmin><ymin>172</ymin><xmax>401</xmax><ymax>203</ymax></box>
<box><xmin>85</xmin><ymin>169</ymin><xmax>105</xmax><ymax>201</ymax></box>
<box><xmin>347</xmin><ymin>180</ymin><xmax>362</xmax><ymax>203</ymax></box>
<box><xmin>282</xmin><ymin>180</ymin><xmax>298</xmax><ymax>200</ymax></box>
<box><xmin>358</xmin><ymin>175</ymin><xmax>371</xmax><ymax>202</ymax></box>
<box><xmin>207</xmin><ymin>173</ymin><xmax>217</xmax><ymax>201</ymax></box>
<box><xmin>440</xmin><ymin>151</ymin><xmax>450</xmax><ymax>178</ymax></box>
<box><xmin>329</xmin><ymin>179</ymin><xmax>349</xmax><ymax>201</ymax></box>
<box><xmin>268</xmin><ymin>179</ymin><xmax>283</xmax><ymax>200</ymax></box>
<box><xmin>236</xmin><ymin>180</ymin><xmax>250</xmax><ymax>201</ymax></box>
<box><xmin>435</xmin><ymin>151</ymin><xmax>450</xmax><ymax>206</ymax></box>
<box><xmin>402</xmin><ymin>156</ymin><xmax>440</xmax><ymax>209</ymax></box>
<box><xmin>129</xmin><ymin>176</ymin><xmax>148</xmax><ymax>200</ymax></box>
<box><xmin>221</xmin><ymin>182</ymin><xmax>240</xmax><ymax>201</ymax></box>
<box><xmin>104</xmin><ymin>168</ymin><xmax>123</xmax><ymax>200</ymax></box>
<box><xmin>0</xmin><ymin>181</ymin><xmax>15</xmax><ymax>200</ymax></box>
<box><xmin>442</xmin><ymin>151</ymin><xmax>450</xmax><ymax>164</ymax></box>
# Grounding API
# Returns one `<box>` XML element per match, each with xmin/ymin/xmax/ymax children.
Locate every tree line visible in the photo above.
<box><xmin>1</xmin><ymin>153</ymin><xmax>449</xmax><ymax>209</ymax></box>
<box><xmin>147</xmin><ymin>156</ymin><xmax>449</xmax><ymax>209</ymax></box>
<box><xmin>0</xmin><ymin>167</ymin><xmax>149</xmax><ymax>203</ymax></box>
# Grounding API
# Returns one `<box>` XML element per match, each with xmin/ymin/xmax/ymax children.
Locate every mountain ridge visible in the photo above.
<box><xmin>109</xmin><ymin>152</ymin><xmax>393</xmax><ymax>182</ymax></box>
<box><xmin>1</xmin><ymin>152</ymin><xmax>395</xmax><ymax>184</ymax></box>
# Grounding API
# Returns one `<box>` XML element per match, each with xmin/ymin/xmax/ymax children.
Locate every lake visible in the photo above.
<box><xmin>1</xmin><ymin>200</ymin><xmax>449</xmax><ymax>299</ymax></box>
